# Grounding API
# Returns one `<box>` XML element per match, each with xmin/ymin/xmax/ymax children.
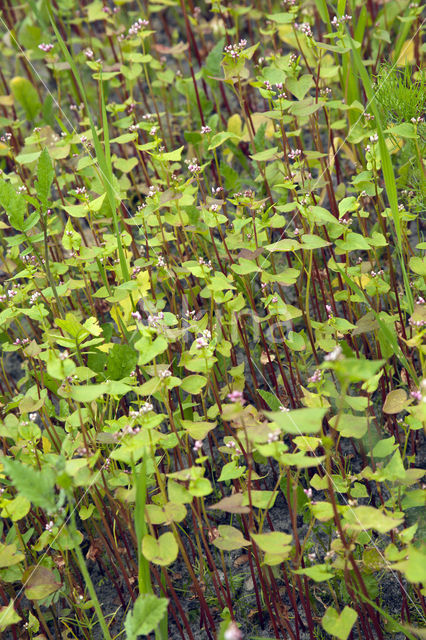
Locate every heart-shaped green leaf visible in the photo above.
<box><xmin>142</xmin><ymin>532</ymin><xmax>179</xmax><ymax>566</ymax></box>
<box><xmin>322</xmin><ymin>606</ymin><xmax>357</xmax><ymax>640</ymax></box>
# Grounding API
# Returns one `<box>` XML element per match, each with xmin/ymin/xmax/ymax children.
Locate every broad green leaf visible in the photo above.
<box><xmin>286</xmin><ymin>75</ymin><xmax>314</xmax><ymax>100</ymax></box>
<box><xmin>0</xmin><ymin>179</ymin><xmax>27</xmax><ymax>231</ymax></box>
<box><xmin>383</xmin><ymin>389</ymin><xmax>407</xmax><ymax>414</ymax></box>
<box><xmin>250</xmin><ymin>146</ymin><xmax>279</xmax><ymax>162</ymax></box>
<box><xmin>2</xmin><ymin>459</ymin><xmax>56</xmax><ymax>512</ymax></box>
<box><xmin>24</xmin><ymin>566</ymin><xmax>61</xmax><ymax>601</ymax></box>
<box><xmin>106</xmin><ymin>343</ymin><xmax>138</xmax><ymax>380</ymax></box>
<box><xmin>251</xmin><ymin>531</ymin><xmax>292</xmax><ymax>565</ymax></box>
<box><xmin>326</xmin><ymin>358</ymin><xmax>384</xmax><ymax>383</ymax></box>
<box><xmin>372</xmin><ymin>437</ymin><xmax>398</xmax><ymax>458</ymax></box>
<box><xmin>322</xmin><ymin>606</ymin><xmax>358</xmax><ymax>640</ymax></box>
<box><xmin>0</xmin><ymin>601</ymin><xmax>21</xmax><ymax>632</ymax></box>
<box><xmin>294</xmin><ymin>564</ymin><xmax>334</xmax><ymax>582</ymax></box>
<box><xmin>145</xmin><ymin>502</ymin><xmax>186</xmax><ymax>525</ymax></box>
<box><xmin>142</xmin><ymin>532</ymin><xmax>178</xmax><ymax>566</ymax></box>
<box><xmin>10</xmin><ymin>76</ymin><xmax>41</xmax><ymax>121</ymax></box>
<box><xmin>211</xmin><ymin>525</ymin><xmax>251</xmax><ymax>551</ymax></box>
<box><xmin>135</xmin><ymin>335</ymin><xmax>168</xmax><ymax>366</ymax></box>
<box><xmin>329</xmin><ymin>414</ymin><xmax>367</xmax><ymax>439</ymax></box>
<box><xmin>155</xmin><ymin>146</ymin><xmax>184</xmax><ymax>161</ymax></box>
<box><xmin>266</xmin><ymin>407</ymin><xmax>327</xmax><ymax>435</ymax></box>
<box><xmin>392</xmin><ymin>545</ymin><xmax>426</xmax><ymax>585</ymax></box>
<box><xmin>69</xmin><ymin>380</ymin><xmax>131</xmax><ymax>402</ymax></box>
<box><xmin>0</xmin><ymin>543</ymin><xmax>25</xmax><ymax>568</ymax></box>
<box><xmin>242</xmin><ymin>490</ymin><xmax>278</xmax><ymax>509</ymax></box>
<box><xmin>125</xmin><ymin>594</ymin><xmax>169</xmax><ymax>639</ymax></box>
<box><xmin>208</xmin><ymin>131</ymin><xmax>240</xmax><ymax>150</ymax></box>
<box><xmin>385</xmin><ymin>122</ymin><xmax>416</xmax><ymax>138</ymax></box>
<box><xmin>208</xmin><ymin>493</ymin><xmax>250</xmax><ymax>514</ymax></box>
<box><xmin>218</xmin><ymin>460</ymin><xmax>246</xmax><ymax>481</ymax></box>
<box><xmin>343</xmin><ymin>506</ymin><xmax>403</xmax><ymax>533</ymax></box>
<box><xmin>114</xmin><ymin>157</ymin><xmax>138</xmax><ymax>173</ymax></box>
<box><xmin>0</xmin><ymin>495</ymin><xmax>30</xmax><ymax>521</ymax></box>
<box><xmin>35</xmin><ymin>148</ymin><xmax>54</xmax><ymax>209</ymax></box>
<box><xmin>265</xmin><ymin>238</ymin><xmax>301</xmax><ymax>252</ymax></box>
<box><xmin>258</xmin><ymin>389</ymin><xmax>282</xmax><ymax>411</ymax></box>
<box><xmin>409</xmin><ymin>256</ymin><xmax>426</xmax><ymax>277</ymax></box>
<box><xmin>300</xmin><ymin>233</ymin><xmax>330</xmax><ymax>249</ymax></box>
<box><xmin>311</xmin><ymin>501</ymin><xmax>334</xmax><ymax>522</ymax></box>
<box><xmin>180</xmin><ymin>375</ymin><xmax>207</xmax><ymax>394</ymax></box>
<box><xmin>267</xmin><ymin>12</ymin><xmax>294</xmax><ymax>24</ymax></box>
<box><xmin>181</xmin><ymin>420</ymin><xmax>216</xmax><ymax>440</ymax></box>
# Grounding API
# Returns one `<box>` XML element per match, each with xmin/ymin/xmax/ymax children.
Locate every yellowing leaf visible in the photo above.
<box><xmin>136</xmin><ymin>270</ymin><xmax>150</xmax><ymax>297</ymax></box>
<box><xmin>0</xmin><ymin>600</ymin><xmax>21</xmax><ymax>631</ymax></box>
<box><xmin>227</xmin><ymin>113</ymin><xmax>242</xmax><ymax>136</ymax></box>
<box><xmin>395</xmin><ymin>40</ymin><xmax>415</xmax><ymax>66</ymax></box>
<box><xmin>241</xmin><ymin>113</ymin><xmax>274</xmax><ymax>142</ymax></box>
<box><xmin>111</xmin><ymin>296</ymin><xmax>133</xmax><ymax>326</ymax></box>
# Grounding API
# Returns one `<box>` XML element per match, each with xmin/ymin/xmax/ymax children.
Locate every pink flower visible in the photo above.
<box><xmin>227</xmin><ymin>390</ymin><xmax>245</xmax><ymax>404</ymax></box>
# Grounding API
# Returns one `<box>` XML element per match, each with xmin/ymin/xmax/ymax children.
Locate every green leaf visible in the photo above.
<box><xmin>385</xmin><ymin>122</ymin><xmax>417</xmax><ymax>139</ymax></box>
<box><xmin>0</xmin><ymin>179</ymin><xmax>27</xmax><ymax>231</ymax></box>
<box><xmin>383</xmin><ymin>450</ymin><xmax>406</xmax><ymax>482</ymax></box>
<box><xmin>218</xmin><ymin>460</ymin><xmax>246</xmax><ymax>481</ymax></box>
<box><xmin>10</xmin><ymin>76</ymin><xmax>41</xmax><ymax>121</ymax></box>
<box><xmin>204</xmin><ymin>37</ymin><xmax>225</xmax><ymax>79</ymax></box>
<box><xmin>265</xmin><ymin>238</ymin><xmax>301</xmax><ymax>252</ymax></box>
<box><xmin>266</xmin><ymin>407</ymin><xmax>327</xmax><ymax>435</ymax></box>
<box><xmin>180</xmin><ymin>375</ymin><xmax>207</xmax><ymax>394</ymax></box>
<box><xmin>327</xmin><ymin>358</ymin><xmax>384</xmax><ymax>383</ymax></box>
<box><xmin>372</xmin><ymin>437</ymin><xmax>398</xmax><ymax>458</ymax></box>
<box><xmin>286</xmin><ymin>75</ymin><xmax>314</xmax><ymax>100</ymax></box>
<box><xmin>106</xmin><ymin>344</ymin><xmax>138</xmax><ymax>380</ymax></box>
<box><xmin>329</xmin><ymin>414</ymin><xmax>367</xmax><ymax>439</ymax></box>
<box><xmin>258</xmin><ymin>389</ymin><xmax>282</xmax><ymax>411</ymax></box>
<box><xmin>250</xmin><ymin>146</ymin><xmax>279</xmax><ymax>161</ymax></box>
<box><xmin>135</xmin><ymin>335</ymin><xmax>168</xmax><ymax>366</ymax></box>
<box><xmin>211</xmin><ymin>525</ymin><xmax>251</xmax><ymax>551</ymax></box>
<box><xmin>311</xmin><ymin>501</ymin><xmax>334</xmax><ymax>522</ymax></box>
<box><xmin>155</xmin><ymin>146</ymin><xmax>184</xmax><ymax>161</ymax></box>
<box><xmin>409</xmin><ymin>256</ymin><xmax>426</xmax><ymax>277</ymax></box>
<box><xmin>251</xmin><ymin>531</ymin><xmax>292</xmax><ymax>565</ymax></box>
<box><xmin>181</xmin><ymin>420</ymin><xmax>216</xmax><ymax>440</ymax></box>
<box><xmin>267</xmin><ymin>12</ymin><xmax>294</xmax><ymax>24</ymax></box>
<box><xmin>300</xmin><ymin>233</ymin><xmax>330</xmax><ymax>249</ymax></box>
<box><xmin>2</xmin><ymin>458</ymin><xmax>56</xmax><ymax>512</ymax></box>
<box><xmin>125</xmin><ymin>594</ymin><xmax>169</xmax><ymax>639</ymax></box>
<box><xmin>24</xmin><ymin>566</ymin><xmax>61</xmax><ymax>601</ymax></box>
<box><xmin>0</xmin><ymin>495</ymin><xmax>31</xmax><ymax>521</ymax></box>
<box><xmin>69</xmin><ymin>380</ymin><xmax>131</xmax><ymax>402</ymax></box>
<box><xmin>343</xmin><ymin>506</ymin><xmax>403</xmax><ymax>533</ymax></box>
<box><xmin>142</xmin><ymin>532</ymin><xmax>179</xmax><ymax>566</ymax></box>
<box><xmin>35</xmin><ymin>148</ymin><xmax>54</xmax><ymax>209</ymax></box>
<box><xmin>383</xmin><ymin>389</ymin><xmax>407</xmax><ymax>414</ymax></box>
<box><xmin>0</xmin><ymin>600</ymin><xmax>21</xmax><ymax>632</ymax></box>
<box><xmin>208</xmin><ymin>131</ymin><xmax>240</xmax><ymax>150</ymax></box>
<box><xmin>114</xmin><ymin>157</ymin><xmax>138</xmax><ymax>173</ymax></box>
<box><xmin>322</xmin><ymin>606</ymin><xmax>358</xmax><ymax>640</ymax></box>
<box><xmin>294</xmin><ymin>564</ymin><xmax>334</xmax><ymax>582</ymax></box>
<box><xmin>0</xmin><ymin>543</ymin><xmax>25</xmax><ymax>568</ymax></box>
<box><xmin>392</xmin><ymin>545</ymin><xmax>426</xmax><ymax>585</ymax></box>
<box><xmin>242</xmin><ymin>490</ymin><xmax>278</xmax><ymax>509</ymax></box>
<box><xmin>145</xmin><ymin>503</ymin><xmax>186</xmax><ymax>525</ymax></box>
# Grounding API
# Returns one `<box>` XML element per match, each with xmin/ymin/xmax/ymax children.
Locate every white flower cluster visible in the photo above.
<box><xmin>128</xmin><ymin>18</ymin><xmax>149</xmax><ymax>37</ymax></box>
<box><xmin>39</xmin><ymin>43</ymin><xmax>54</xmax><ymax>52</ymax></box>
<box><xmin>224</xmin><ymin>39</ymin><xmax>247</xmax><ymax>59</ymax></box>
<box><xmin>295</xmin><ymin>23</ymin><xmax>313</xmax><ymax>37</ymax></box>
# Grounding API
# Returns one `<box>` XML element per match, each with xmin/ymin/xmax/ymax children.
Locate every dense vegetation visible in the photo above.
<box><xmin>0</xmin><ymin>1</ymin><xmax>424</xmax><ymax>638</ymax></box>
